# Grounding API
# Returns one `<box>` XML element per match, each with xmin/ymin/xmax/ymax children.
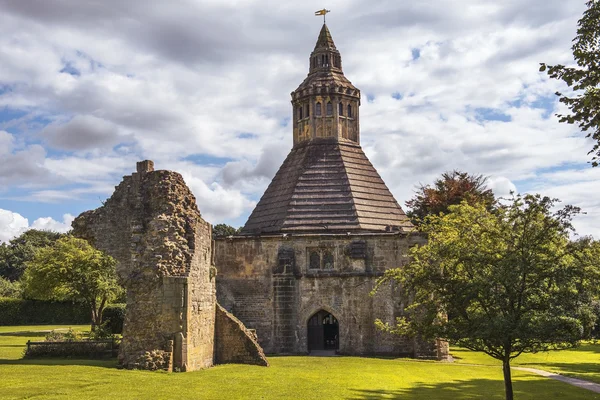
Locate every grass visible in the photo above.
<box><xmin>0</xmin><ymin>326</ymin><xmax>599</xmax><ymax>399</ymax></box>
<box><xmin>451</xmin><ymin>343</ymin><xmax>600</xmax><ymax>385</ymax></box>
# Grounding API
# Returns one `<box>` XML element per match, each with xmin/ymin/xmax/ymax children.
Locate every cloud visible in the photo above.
<box><xmin>40</xmin><ymin>115</ymin><xmax>132</xmax><ymax>151</ymax></box>
<box><xmin>0</xmin><ymin>209</ymin><xmax>74</xmax><ymax>243</ymax></box>
<box><xmin>0</xmin><ymin>0</ymin><xmax>597</xmax><ymax>234</ymax></box>
<box><xmin>0</xmin><ymin>209</ymin><xmax>29</xmax><ymax>243</ymax></box>
<box><xmin>30</xmin><ymin>213</ymin><xmax>74</xmax><ymax>233</ymax></box>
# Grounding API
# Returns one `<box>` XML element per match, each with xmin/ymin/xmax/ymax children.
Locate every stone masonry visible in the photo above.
<box><xmin>213</xmin><ymin>24</ymin><xmax>449</xmax><ymax>360</ymax></box>
<box><xmin>72</xmin><ymin>160</ymin><xmax>268</xmax><ymax>371</ymax></box>
<box><xmin>215</xmin><ymin>233</ymin><xmax>448</xmax><ymax>359</ymax></box>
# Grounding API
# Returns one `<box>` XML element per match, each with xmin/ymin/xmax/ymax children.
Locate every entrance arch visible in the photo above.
<box><xmin>307</xmin><ymin>310</ymin><xmax>339</xmax><ymax>351</ymax></box>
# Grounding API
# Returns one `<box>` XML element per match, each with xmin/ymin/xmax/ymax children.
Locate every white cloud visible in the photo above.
<box><xmin>0</xmin><ymin>0</ymin><xmax>598</xmax><ymax>234</ymax></box>
<box><xmin>0</xmin><ymin>210</ymin><xmax>73</xmax><ymax>243</ymax></box>
<box><xmin>0</xmin><ymin>209</ymin><xmax>29</xmax><ymax>243</ymax></box>
<box><xmin>31</xmin><ymin>214</ymin><xmax>74</xmax><ymax>233</ymax></box>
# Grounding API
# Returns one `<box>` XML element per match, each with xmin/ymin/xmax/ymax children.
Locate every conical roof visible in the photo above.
<box><xmin>314</xmin><ymin>24</ymin><xmax>336</xmax><ymax>50</ymax></box>
<box><xmin>240</xmin><ymin>139</ymin><xmax>413</xmax><ymax>235</ymax></box>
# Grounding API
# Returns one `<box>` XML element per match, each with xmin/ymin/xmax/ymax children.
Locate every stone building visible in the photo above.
<box><xmin>215</xmin><ymin>24</ymin><xmax>448</xmax><ymax>359</ymax></box>
<box><xmin>73</xmin><ymin>160</ymin><xmax>268</xmax><ymax>371</ymax></box>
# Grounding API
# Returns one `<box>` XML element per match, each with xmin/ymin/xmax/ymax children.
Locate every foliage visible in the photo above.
<box><xmin>23</xmin><ymin>236</ymin><xmax>123</xmax><ymax>329</ymax></box>
<box><xmin>44</xmin><ymin>328</ymin><xmax>83</xmax><ymax>342</ymax></box>
<box><xmin>212</xmin><ymin>223</ymin><xmax>241</xmax><ymax>238</ymax></box>
<box><xmin>376</xmin><ymin>194</ymin><xmax>600</xmax><ymax>400</ymax></box>
<box><xmin>0</xmin><ymin>229</ymin><xmax>63</xmax><ymax>281</ymax></box>
<box><xmin>405</xmin><ymin>170</ymin><xmax>496</xmax><ymax>225</ymax></box>
<box><xmin>102</xmin><ymin>303</ymin><xmax>126</xmax><ymax>334</ymax></box>
<box><xmin>0</xmin><ymin>276</ymin><xmax>22</xmax><ymax>298</ymax></box>
<box><xmin>540</xmin><ymin>1</ymin><xmax>600</xmax><ymax>166</ymax></box>
<box><xmin>0</xmin><ymin>298</ymin><xmax>90</xmax><ymax>325</ymax></box>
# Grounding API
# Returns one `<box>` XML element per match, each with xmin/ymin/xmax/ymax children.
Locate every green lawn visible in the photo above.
<box><xmin>451</xmin><ymin>343</ymin><xmax>600</xmax><ymax>385</ymax></box>
<box><xmin>0</xmin><ymin>326</ymin><xmax>598</xmax><ymax>399</ymax></box>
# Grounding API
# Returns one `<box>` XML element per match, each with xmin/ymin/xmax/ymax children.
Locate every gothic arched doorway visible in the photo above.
<box><xmin>307</xmin><ymin>310</ymin><xmax>339</xmax><ymax>351</ymax></box>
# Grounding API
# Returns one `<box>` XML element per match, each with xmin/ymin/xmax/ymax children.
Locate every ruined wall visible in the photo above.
<box><xmin>215</xmin><ymin>304</ymin><xmax>269</xmax><ymax>366</ymax></box>
<box><xmin>73</xmin><ymin>161</ymin><xmax>267</xmax><ymax>371</ymax></box>
<box><xmin>214</xmin><ymin>233</ymin><xmax>448</xmax><ymax>359</ymax></box>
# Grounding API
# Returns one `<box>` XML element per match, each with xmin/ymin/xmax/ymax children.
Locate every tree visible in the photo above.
<box><xmin>212</xmin><ymin>223</ymin><xmax>241</xmax><ymax>238</ymax></box>
<box><xmin>376</xmin><ymin>195</ymin><xmax>600</xmax><ymax>400</ymax></box>
<box><xmin>405</xmin><ymin>170</ymin><xmax>496</xmax><ymax>225</ymax></box>
<box><xmin>540</xmin><ymin>1</ymin><xmax>600</xmax><ymax>166</ymax></box>
<box><xmin>23</xmin><ymin>236</ymin><xmax>123</xmax><ymax>329</ymax></box>
<box><xmin>0</xmin><ymin>229</ymin><xmax>63</xmax><ymax>281</ymax></box>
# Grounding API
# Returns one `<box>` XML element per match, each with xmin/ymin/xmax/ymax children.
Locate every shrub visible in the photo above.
<box><xmin>102</xmin><ymin>304</ymin><xmax>125</xmax><ymax>334</ymax></box>
<box><xmin>0</xmin><ymin>277</ymin><xmax>22</xmax><ymax>298</ymax></box>
<box><xmin>25</xmin><ymin>339</ymin><xmax>118</xmax><ymax>358</ymax></box>
<box><xmin>45</xmin><ymin>328</ymin><xmax>83</xmax><ymax>342</ymax></box>
<box><xmin>0</xmin><ymin>298</ymin><xmax>90</xmax><ymax>325</ymax></box>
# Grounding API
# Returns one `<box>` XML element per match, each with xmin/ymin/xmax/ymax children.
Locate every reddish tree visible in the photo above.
<box><xmin>405</xmin><ymin>170</ymin><xmax>496</xmax><ymax>225</ymax></box>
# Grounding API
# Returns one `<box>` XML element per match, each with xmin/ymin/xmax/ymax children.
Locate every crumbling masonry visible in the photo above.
<box><xmin>72</xmin><ymin>160</ymin><xmax>268</xmax><ymax>371</ymax></box>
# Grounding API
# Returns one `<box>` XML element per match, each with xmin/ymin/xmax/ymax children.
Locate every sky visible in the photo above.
<box><xmin>0</xmin><ymin>0</ymin><xmax>597</xmax><ymax>243</ymax></box>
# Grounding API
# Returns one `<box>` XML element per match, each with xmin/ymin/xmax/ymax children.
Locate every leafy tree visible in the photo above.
<box><xmin>0</xmin><ymin>229</ymin><xmax>63</xmax><ymax>281</ymax></box>
<box><xmin>376</xmin><ymin>195</ymin><xmax>600</xmax><ymax>400</ymax></box>
<box><xmin>405</xmin><ymin>170</ymin><xmax>496</xmax><ymax>225</ymax></box>
<box><xmin>212</xmin><ymin>223</ymin><xmax>241</xmax><ymax>238</ymax></box>
<box><xmin>23</xmin><ymin>236</ymin><xmax>123</xmax><ymax>329</ymax></box>
<box><xmin>540</xmin><ymin>1</ymin><xmax>600</xmax><ymax>166</ymax></box>
<box><xmin>0</xmin><ymin>276</ymin><xmax>22</xmax><ymax>298</ymax></box>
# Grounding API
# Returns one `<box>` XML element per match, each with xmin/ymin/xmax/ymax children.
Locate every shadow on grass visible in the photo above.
<box><xmin>0</xmin><ymin>357</ymin><xmax>118</xmax><ymax>368</ymax></box>
<box><xmin>518</xmin><ymin>362</ymin><xmax>600</xmax><ymax>375</ymax></box>
<box><xmin>348</xmin><ymin>376</ymin><xmax>574</xmax><ymax>400</ymax></box>
<box><xmin>0</xmin><ymin>331</ymin><xmax>49</xmax><ymax>337</ymax></box>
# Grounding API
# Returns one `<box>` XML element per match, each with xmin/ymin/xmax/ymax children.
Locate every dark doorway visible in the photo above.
<box><xmin>307</xmin><ymin>310</ymin><xmax>339</xmax><ymax>351</ymax></box>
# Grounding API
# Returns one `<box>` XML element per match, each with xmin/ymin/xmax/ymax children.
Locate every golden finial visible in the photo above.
<box><xmin>315</xmin><ymin>9</ymin><xmax>331</xmax><ymax>24</ymax></box>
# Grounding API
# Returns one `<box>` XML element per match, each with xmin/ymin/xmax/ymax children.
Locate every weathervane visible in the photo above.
<box><xmin>315</xmin><ymin>9</ymin><xmax>331</xmax><ymax>24</ymax></box>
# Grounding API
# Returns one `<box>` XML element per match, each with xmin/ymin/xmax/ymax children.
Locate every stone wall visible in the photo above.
<box><xmin>72</xmin><ymin>161</ymin><xmax>267</xmax><ymax>371</ymax></box>
<box><xmin>215</xmin><ymin>304</ymin><xmax>269</xmax><ymax>366</ymax></box>
<box><xmin>214</xmin><ymin>233</ymin><xmax>448</xmax><ymax>359</ymax></box>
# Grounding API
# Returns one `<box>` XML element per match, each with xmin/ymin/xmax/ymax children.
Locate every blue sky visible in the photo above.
<box><xmin>0</xmin><ymin>0</ymin><xmax>598</xmax><ymax>241</ymax></box>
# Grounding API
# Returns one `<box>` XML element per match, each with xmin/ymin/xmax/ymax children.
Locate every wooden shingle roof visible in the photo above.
<box><xmin>240</xmin><ymin>138</ymin><xmax>413</xmax><ymax>235</ymax></box>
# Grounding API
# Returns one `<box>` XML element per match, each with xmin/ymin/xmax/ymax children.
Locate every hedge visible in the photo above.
<box><xmin>25</xmin><ymin>339</ymin><xmax>119</xmax><ymax>358</ymax></box>
<box><xmin>102</xmin><ymin>304</ymin><xmax>125</xmax><ymax>334</ymax></box>
<box><xmin>0</xmin><ymin>298</ymin><xmax>127</xmax><ymax>329</ymax></box>
<box><xmin>0</xmin><ymin>298</ymin><xmax>91</xmax><ymax>325</ymax></box>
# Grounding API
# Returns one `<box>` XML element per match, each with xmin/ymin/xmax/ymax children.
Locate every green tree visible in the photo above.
<box><xmin>540</xmin><ymin>1</ymin><xmax>600</xmax><ymax>166</ymax></box>
<box><xmin>23</xmin><ymin>236</ymin><xmax>123</xmax><ymax>329</ymax></box>
<box><xmin>0</xmin><ymin>229</ymin><xmax>63</xmax><ymax>281</ymax></box>
<box><xmin>376</xmin><ymin>195</ymin><xmax>600</xmax><ymax>400</ymax></box>
<box><xmin>0</xmin><ymin>276</ymin><xmax>22</xmax><ymax>298</ymax></box>
<box><xmin>212</xmin><ymin>223</ymin><xmax>240</xmax><ymax>238</ymax></box>
<box><xmin>405</xmin><ymin>170</ymin><xmax>496</xmax><ymax>225</ymax></box>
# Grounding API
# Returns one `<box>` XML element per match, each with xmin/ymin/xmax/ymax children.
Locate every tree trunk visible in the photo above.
<box><xmin>502</xmin><ymin>358</ymin><xmax>514</xmax><ymax>400</ymax></box>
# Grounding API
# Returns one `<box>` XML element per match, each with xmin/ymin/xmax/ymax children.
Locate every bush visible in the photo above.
<box><xmin>102</xmin><ymin>304</ymin><xmax>125</xmax><ymax>334</ymax></box>
<box><xmin>0</xmin><ymin>298</ymin><xmax>90</xmax><ymax>325</ymax></box>
<box><xmin>25</xmin><ymin>339</ymin><xmax>118</xmax><ymax>358</ymax></box>
<box><xmin>0</xmin><ymin>277</ymin><xmax>22</xmax><ymax>298</ymax></box>
<box><xmin>44</xmin><ymin>328</ymin><xmax>83</xmax><ymax>342</ymax></box>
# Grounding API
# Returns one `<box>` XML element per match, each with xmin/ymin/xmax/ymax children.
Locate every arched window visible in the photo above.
<box><xmin>309</xmin><ymin>252</ymin><xmax>320</xmax><ymax>270</ymax></box>
<box><xmin>326</xmin><ymin>102</ymin><xmax>333</xmax><ymax>116</ymax></box>
<box><xmin>321</xmin><ymin>55</ymin><xmax>325</xmax><ymax>66</ymax></box>
<box><xmin>316</xmin><ymin>102</ymin><xmax>322</xmax><ymax>116</ymax></box>
<box><xmin>298</xmin><ymin>106</ymin><xmax>303</xmax><ymax>120</ymax></box>
<box><xmin>338</xmin><ymin>102</ymin><xmax>343</xmax><ymax>116</ymax></box>
<box><xmin>325</xmin><ymin>55</ymin><xmax>329</xmax><ymax>66</ymax></box>
<box><xmin>323</xmin><ymin>252</ymin><xmax>334</xmax><ymax>270</ymax></box>
<box><xmin>347</xmin><ymin>104</ymin><xmax>352</xmax><ymax>118</ymax></box>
